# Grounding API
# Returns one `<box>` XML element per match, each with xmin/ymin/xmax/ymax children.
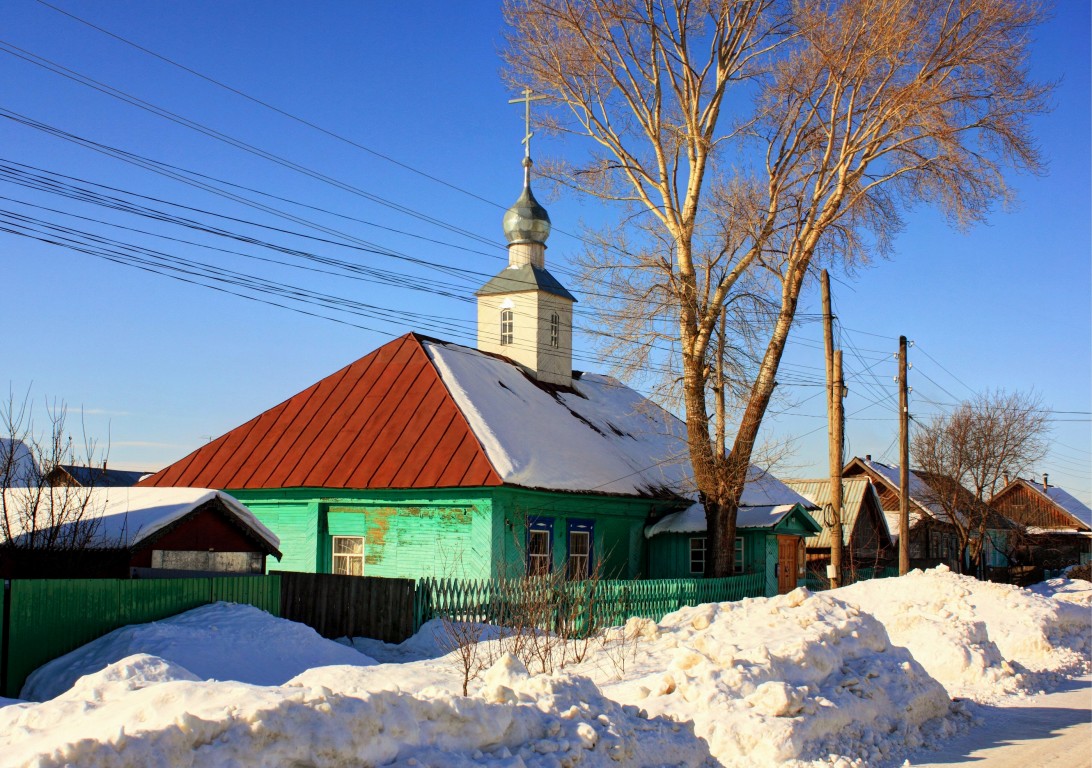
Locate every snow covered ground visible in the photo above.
<box><xmin>0</xmin><ymin>567</ymin><xmax>1088</xmax><ymax>767</ymax></box>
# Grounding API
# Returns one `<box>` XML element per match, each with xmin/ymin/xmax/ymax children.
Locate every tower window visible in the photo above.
<box><xmin>550</xmin><ymin>313</ymin><xmax>560</xmax><ymax>348</ymax></box>
<box><xmin>500</xmin><ymin>308</ymin><xmax>513</xmax><ymax>346</ymax></box>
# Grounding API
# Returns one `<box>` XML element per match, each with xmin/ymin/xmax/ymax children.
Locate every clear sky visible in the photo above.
<box><xmin>2</xmin><ymin>1</ymin><xmax>1089</xmax><ymax>504</ymax></box>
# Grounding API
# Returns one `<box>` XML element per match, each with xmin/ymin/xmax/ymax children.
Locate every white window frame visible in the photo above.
<box><xmin>500</xmin><ymin>308</ymin><xmax>514</xmax><ymax>346</ymax></box>
<box><xmin>568</xmin><ymin>529</ymin><xmax>591</xmax><ymax>580</ymax></box>
<box><xmin>332</xmin><ymin>535</ymin><xmax>365</xmax><ymax>576</ymax></box>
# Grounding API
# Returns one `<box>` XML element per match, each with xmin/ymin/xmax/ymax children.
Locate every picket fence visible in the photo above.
<box><xmin>801</xmin><ymin>565</ymin><xmax>900</xmax><ymax>591</ymax></box>
<box><xmin>415</xmin><ymin>571</ymin><xmax>766</xmax><ymax>633</ymax></box>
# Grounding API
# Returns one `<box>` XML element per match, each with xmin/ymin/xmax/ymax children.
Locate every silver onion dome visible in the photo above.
<box><xmin>502</xmin><ymin>158</ymin><xmax>551</xmax><ymax>245</ymax></box>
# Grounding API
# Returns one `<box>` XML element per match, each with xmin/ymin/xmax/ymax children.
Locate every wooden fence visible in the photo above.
<box><xmin>277</xmin><ymin>572</ymin><xmax>416</xmax><ymax>644</ymax></box>
<box><xmin>416</xmin><ymin>571</ymin><xmax>766</xmax><ymax>634</ymax></box>
<box><xmin>0</xmin><ymin>576</ymin><xmax>280</xmax><ymax>698</ymax></box>
<box><xmin>802</xmin><ymin>565</ymin><xmax>900</xmax><ymax>591</ymax></box>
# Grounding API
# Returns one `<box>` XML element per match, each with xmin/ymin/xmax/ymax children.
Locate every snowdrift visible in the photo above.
<box><xmin>836</xmin><ymin>567</ymin><xmax>1092</xmax><ymax>701</ymax></box>
<box><xmin>21</xmin><ymin>602</ymin><xmax>376</xmax><ymax>701</ymax></box>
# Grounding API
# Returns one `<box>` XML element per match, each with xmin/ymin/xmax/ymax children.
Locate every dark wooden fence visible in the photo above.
<box><xmin>276</xmin><ymin>572</ymin><xmax>416</xmax><ymax>644</ymax></box>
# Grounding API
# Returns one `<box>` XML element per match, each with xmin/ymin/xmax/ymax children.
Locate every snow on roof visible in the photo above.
<box><xmin>425</xmin><ymin>340</ymin><xmax>691</xmax><ymax>496</ymax></box>
<box><xmin>0</xmin><ymin>438</ymin><xmax>38</xmax><ymax>487</ymax></box>
<box><xmin>1039</xmin><ymin>484</ymin><xmax>1092</xmax><ymax>529</ymax></box>
<box><xmin>644</xmin><ymin>467</ymin><xmax>815</xmax><ymax>537</ymax></box>
<box><xmin>0</xmin><ymin>487</ymin><xmax>279</xmax><ymax>552</ymax></box>
<box><xmin>857</xmin><ymin>458</ymin><xmax>950</xmax><ymax>521</ymax></box>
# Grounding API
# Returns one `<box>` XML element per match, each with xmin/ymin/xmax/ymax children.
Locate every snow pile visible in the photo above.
<box><xmin>588</xmin><ymin>588</ymin><xmax>951</xmax><ymax>766</ymax></box>
<box><xmin>0</xmin><ymin>653</ymin><xmax>713</xmax><ymax>768</ymax></box>
<box><xmin>21</xmin><ymin>602</ymin><xmax>375</xmax><ymax>701</ymax></box>
<box><xmin>1027</xmin><ymin>576</ymin><xmax>1092</xmax><ymax>607</ymax></box>
<box><xmin>836</xmin><ymin>567</ymin><xmax>1092</xmax><ymax>701</ymax></box>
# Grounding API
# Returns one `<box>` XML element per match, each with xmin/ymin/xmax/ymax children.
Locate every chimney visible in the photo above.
<box><xmin>1002</xmin><ymin>471</ymin><xmax>1010</xmax><ymax>485</ymax></box>
<box><xmin>1042</xmin><ymin>472</ymin><xmax>1049</xmax><ymax>491</ymax></box>
<box><xmin>865</xmin><ymin>454</ymin><xmax>872</xmax><ymax>463</ymax></box>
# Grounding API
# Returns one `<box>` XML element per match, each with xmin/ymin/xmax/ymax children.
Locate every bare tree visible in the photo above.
<box><xmin>0</xmin><ymin>389</ymin><xmax>107</xmax><ymax>552</ymax></box>
<box><xmin>911</xmin><ymin>390</ymin><xmax>1049</xmax><ymax>574</ymax></box>
<box><xmin>503</xmin><ymin>0</ymin><xmax>1049</xmax><ymax>575</ymax></box>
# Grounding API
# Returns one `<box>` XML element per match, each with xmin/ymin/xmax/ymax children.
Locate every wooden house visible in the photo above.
<box><xmin>644</xmin><ymin>470</ymin><xmax>821</xmax><ymax>595</ymax></box>
<box><xmin>142</xmin><ymin>163</ymin><xmax>704</xmax><ymax>583</ymax></box>
<box><xmin>0</xmin><ymin>487</ymin><xmax>281</xmax><ymax>578</ymax></box>
<box><xmin>47</xmin><ymin>463</ymin><xmax>149</xmax><ymax>488</ymax></box>
<box><xmin>842</xmin><ymin>456</ymin><xmax>1011</xmax><ymax>571</ymax></box>
<box><xmin>990</xmin><ymin>475</ymin><xmax>1092</xmax><ymax>568</ymax></box>
<box><xmin>782</xmin><ymin>477</ymin><xmax>893</xmax><ymax>571</ymax></box>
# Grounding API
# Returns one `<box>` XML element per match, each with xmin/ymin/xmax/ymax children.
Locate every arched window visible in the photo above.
<box><xmin>550</xmin><ymin>312</ymin><xmax>560</xmax><ymax>348</ymax></box>
<box><xmin>500</xmin><ymin>308</ymin><xmax>514</xmax><ymax>346</ymax></box>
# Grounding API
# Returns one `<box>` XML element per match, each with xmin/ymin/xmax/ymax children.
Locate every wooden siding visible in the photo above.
<box><xmin>238</xmin><ymin>501</ymin><xmax>323</xmax><ymax>573</ymax></box>
<box><xmin>140</xmin><ymin>334</ymin><xmax>504</xmax><ymax>491</ymax></box>
<box><xmin>992</xmin><ymin>483</ymin><xmax>1088</xmax><ymax>530</ymax></box>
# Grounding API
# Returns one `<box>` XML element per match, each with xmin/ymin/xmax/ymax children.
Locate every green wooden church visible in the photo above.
<box><xmin>142</xmin><ymin>151</ymin><xmax>817</xmax><ymax>593</ymax></box>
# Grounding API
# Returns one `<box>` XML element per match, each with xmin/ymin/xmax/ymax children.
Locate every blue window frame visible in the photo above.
<box><xmin>567</xmin><ymin>519</ymin><xmax>594</xmax><ymax>580</ymax></box>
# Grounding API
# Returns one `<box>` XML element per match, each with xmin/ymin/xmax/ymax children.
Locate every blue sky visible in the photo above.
<box><xmin>2</xmin><ymin>1</ymin><xmax>1089</xmax><ymax>503</ymax></box>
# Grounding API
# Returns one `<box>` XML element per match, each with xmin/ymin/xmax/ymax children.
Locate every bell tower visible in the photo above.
<box><xmin>476</xmin><ymin>89</ymin><xmax>575</xmax><ymax>387</ymax></box>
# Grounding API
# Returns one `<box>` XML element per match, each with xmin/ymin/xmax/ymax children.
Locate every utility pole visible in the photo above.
<box><xmin>821</xmin><ymin>270</ymin><xmax>844</xmax><ymax>588</ymax></box>
<box><xmin>898</xmin><ymin>335</ymin><xmax>910</xmax><ymax>575</ymax></box>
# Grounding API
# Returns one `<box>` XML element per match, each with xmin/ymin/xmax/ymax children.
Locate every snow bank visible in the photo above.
<box><xmin>21</xmin><ymin>602</ymin><xmax>376</xmax><ymax>701</ymax></box>
<box><xmin>0</xmin><ymin>653</ymin><xmax>714</xmax><ymax>768</ymax></box>
<box><xmin>588</xmin><ymin>588</ymin><xmax>951</xmax><ymax>766</ymax></box>
<box><xmin>836</xmin><ymin>567</ymin><xmax>1092</xmax><ymax>701</ymax></box>
<box><xmin>1027</xmin><ymin>576</ymin><xmax>1092</xmax><ymax>607</ymax></box>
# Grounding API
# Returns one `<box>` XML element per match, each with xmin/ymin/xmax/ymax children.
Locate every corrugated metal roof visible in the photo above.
<box><xmin>783</xmin><ymin>477</ymin><xmax>891</xmax><ymax>548</ymax></box>
<box><xmin>141</xmin><ymin>334</ymin><xmax>504</xmax><ymax>491</ymax></box>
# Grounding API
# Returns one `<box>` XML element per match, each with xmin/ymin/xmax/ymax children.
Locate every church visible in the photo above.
<box><xmin>142</xmin><ymin>126</ymin><xmax>815</xmax><ymax>586</ymax></box>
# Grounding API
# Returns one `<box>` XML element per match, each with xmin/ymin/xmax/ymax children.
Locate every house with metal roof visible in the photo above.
<box><xmin>47</xmin><ymin>463</ymin><xmax>149</xmax><ymax>488</ymax></box>
<box><xmin>643</xmin><ymin>469</ymin><xmax>821</xmax><ymax>594</ymax></box>
<box><xmin>989</xmin><ymin>475</ymin><xmax>1092</xmax><ymax>568</ymax></box>
<box><xmin>782</xmin><ymin>477</ymin><xmax>893</xmax><ymax>572</ymax></box>
<box><xmin>843</xmin><ymin>456</ymin><xmax>1012</xmax><ymax>572</ymax></box>
<box><xmin>0</xmin><ymin>487</ymin><xmax>280</xmax><ymax>578</ymax></box>
<box><xmin>142</xmin><ymin>151</ymin><xmax>714</xmax><ymax>582</ymax></box>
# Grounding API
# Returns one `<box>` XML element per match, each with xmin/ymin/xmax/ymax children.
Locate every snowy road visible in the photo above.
<box><xmin>906</xmin><ymin>676</ymin><xmax>1092</xmax><ymax>767</ymax></box>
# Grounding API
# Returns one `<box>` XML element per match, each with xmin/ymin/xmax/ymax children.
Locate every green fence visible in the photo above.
<box><xmin>802</xmin><ymin>565</ymin><xmax>900</xmax><ymax>591</ymax></box>
<box><xmin>2</xmin><ymin>576</ymin><xmax>281</xmax><ymax>699</ymax></box>
<box><xmin>416</xmin><ymin>571</ymin><xmax>765</xmax><ymax>634</ymax></box>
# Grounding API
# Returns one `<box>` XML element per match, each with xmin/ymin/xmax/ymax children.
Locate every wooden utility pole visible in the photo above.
<box><xmin>821</xmin><ymin>270</ymin><xmax>844</xmax><ymax>588</ymax></box>
<box><xmin>898</xmin><ymin>335</ymin><xmax>910</xmax><ymax>575</ymax></box>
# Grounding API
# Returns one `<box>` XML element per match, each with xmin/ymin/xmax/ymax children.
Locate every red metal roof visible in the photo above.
<box><xmin>141</xmin><ymin>334</ymin><xmax>504</xmax><ymax>490</ymax></box>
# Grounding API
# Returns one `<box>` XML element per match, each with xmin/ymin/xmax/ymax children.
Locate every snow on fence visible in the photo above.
<box><xmin>0</xmin><ymin>576</ymin><xmax>280</xmax><ymax>699</ymax></box>
<box><xmin>415</xmin><ymin>571</ymin><xmax>766</xmax><ymax>634</ymax></box>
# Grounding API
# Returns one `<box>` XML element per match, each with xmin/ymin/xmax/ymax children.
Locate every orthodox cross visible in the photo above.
<box><xmin>509</xmin><ymin>87</ymin><xmax>547</xmax><ymax>160</ymax></box>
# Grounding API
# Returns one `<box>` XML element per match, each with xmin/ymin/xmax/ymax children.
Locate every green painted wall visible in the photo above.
<box><xmin>647</xmin><ymin>529</ymin><xmax>770</xmax><ymax>582</ymax></box>
<box><xmin>231</xmin><ymin>486</ymin><xmax>668</xmax><ymax>581</ymax></box>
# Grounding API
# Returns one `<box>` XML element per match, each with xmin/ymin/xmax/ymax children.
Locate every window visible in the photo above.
<box><xmin>500</xmin><ymin>308</ymin><xmax>514</xmax><ymax>346</ymax></box>
<box><xmin>527</xmin><ymin>517</ymin><xmax>553</xmax><ymax>576</ymax></box>
<box><xmin>550</xmin><ymin>312</ymin><xmax>560</xmax><ymax>348</ymax></box>
<box><xmin>689</xmin><ymin>537</ymin><xmax>706</xmax><ymax>574</ymax></box>
<box><xmin>332</xmin><ymin>536</ymin><xmax>364</xmax><ymax>576</ymax></box>
<box><xmin>689</xmin><ymin>536</ymin><xmax>743</xmax><ymax>574</ymax></box>
<box><xmin>567</xmin><ymin>520</ymin><xmax>593</xmax><ymax>579</ymax></box>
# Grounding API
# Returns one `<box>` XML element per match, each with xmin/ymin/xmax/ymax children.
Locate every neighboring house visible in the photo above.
<box><xmin>0</xmin><ymin>437</ymin><xmax>38</xmax><ymax>487</ymax></box>
<box><xmin>47</xmin><ymin>463</ymin><xmax>149</xmax><ymax>488</ymax></box>
<box><xmin>782</xmin><ymin>477</ymin><xmax>893</xmax><ymax>571</ymax></box>
<box><xmin>142</xmin><ymin>162</ymin><xmax>699</xmax><ymax>582</ymax></box>
<box><xmin>644</xmin><ymin>469</ymin><xmax>821</xmax><ymax>595</ymax></box>
<box><xmin>842</xmin><ymin>456</ymin><xmax>1011</xmax><ymax>571</ymax></box>
<box><xmin>989</xmin><ymin>475</ymin><xmax>1092</xmax><ymax>568</ymax></box>
<box><xmin>0</xmin><ymin>487</ymin><xmax>281</xmax><ymax>578</ymax></box>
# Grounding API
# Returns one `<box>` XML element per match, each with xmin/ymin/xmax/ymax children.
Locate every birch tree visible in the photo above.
<box><xmin>503</xmin><ymin>0</ymin><xmax>1049</xmax><ymax>575</ymax></box>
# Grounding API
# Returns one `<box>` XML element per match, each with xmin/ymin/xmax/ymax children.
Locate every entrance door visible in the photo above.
<box><xmin>777</xmin><ymin>535</ymin><xmax>798</xmax><ymax>594</ymax></box>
